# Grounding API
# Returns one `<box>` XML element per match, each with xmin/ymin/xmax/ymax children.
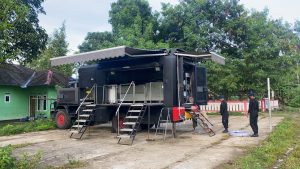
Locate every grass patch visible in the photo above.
<box><xmin>225</xmin><ymin>117</ymin><xmax>297</xmax><ymax>169</ymax></box>
<box><xmin>11</xmin><ymin>143</ymin><xmax>33</xmax><ymax>149</ymax></box>
<box><xmin>0</xmin><ymin>119</ymin><xmax>56</xmax><ymax>136</ymax></box>
<box><xmin>207</xmin><ymin>112</ymin><xmax>244</xmax><ymax>116</ymax></box>
<box><xmin>281</xmin><ymin>145</ymin><xmax>300</xmax><ymax>169</ymax></box>
<box><xmin>0</xmin><ymin>145</ymin><xmax>85</xmax><ymax>169</ymax></box>
<box><xmin>0</xmin><ymin>145</ymin><xmax>42</xmax><ymax>169</ymax></box>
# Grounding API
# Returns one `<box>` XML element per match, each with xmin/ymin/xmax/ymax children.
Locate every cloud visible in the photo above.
<box><xmin>39</xmin><ymin>0</ymin><xmax>116</xmax><ymax>53</ymax></box>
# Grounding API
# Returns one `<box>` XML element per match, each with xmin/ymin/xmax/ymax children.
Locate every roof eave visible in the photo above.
<box><xmin>51</xmin><ymin>46</ymin><xmax>127</xmax><ymax>66</ymax></box>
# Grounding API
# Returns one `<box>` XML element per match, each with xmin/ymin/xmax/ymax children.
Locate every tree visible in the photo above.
<box><xmin>109</xmin><ymin>0</ymin><xmax>153</xmax><ymax>35</ymax></box>
<box><xmin>79</xmin><ymin>32</ymin><xmax>116</xmax><ymax>52</ymax></box>
<box><xmin>79</xmin><ymin>0</ymin><xmax>168</xmax><ymax>52</ymax></box>
<box><xmin>29</xmin><ymin>23</ymin><xmax>73</xmax><ymax>77</ymax></box>
<box><xmin>0</xmin><ymin>0</ymin><xmax>47</xmax><ymax>64</ymax></box>
<box><xmin>158</xmin><ymin>1</ymin><xmax>300</xmax><ymax>101</ymax></box>
<box><xmin>78</xmin><ymin>0</ymin><xmax>300</xmax><ymax>104</ymax></box>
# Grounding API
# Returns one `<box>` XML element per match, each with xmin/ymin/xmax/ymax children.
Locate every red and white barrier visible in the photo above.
<box><xmin>199</xmin><ymin>99</ymin><xmax>279</xmax><ymax>113</ymax></box>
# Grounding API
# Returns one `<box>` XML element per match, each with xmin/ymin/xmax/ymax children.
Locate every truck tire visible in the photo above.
<box><xmin>55</xmin><ymin>110</ymin><xmax>72</xmax><ymax>129</ymax></box>
<box><xmin>111</xmin><ymin>116</ymin><xmax>125</xmax><ymax>133</ymax></box>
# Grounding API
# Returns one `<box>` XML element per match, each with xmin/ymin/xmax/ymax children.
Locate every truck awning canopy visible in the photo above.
<box><xmin>50</xmin><ymin>46</ymin><xmax>225</xmax><ymax>66</ymax></box>
<box><xmin>174</xmin><ymin>51</ymin><xmax>225</xmax><ymax>65</ymax></box>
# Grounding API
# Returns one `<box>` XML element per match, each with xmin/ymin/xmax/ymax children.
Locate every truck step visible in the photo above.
<box><xmin>120</xmin><ymin>128</ymin><xmax>134</xmax><ymax>132</ymax></box>
<box><xmin>85</xmin><ymin>104</ymin><xmax>96</xmax><ymax>107</ymax></box>
<box><xmin>123</xmin><ymin>122</ymin><xmax>137</xmax><ymax>125</ymax></box>
<box><xmin>75</xmin><ymin>119</ymin><xmax>88</xmax><ymax>123</ymax></box>
<box><xmin>117</xmin><ymin>134</ymin><xmax>131</xmax><ymax>138</ymax></box>
<box><xmin>72</xmin><ymin>125</ymin><xmax>84</xmax><ymax>128</ymax></box>
<box><xmin>82</xmin><ymin>109</ymin><xmax>94</xmax><ymax>112</ymax></box>
<box><xmin>125</xmin><ymin>116</ymin><xmax>140</xmax><ymax>119</ymax></box>
<box><xmin>131</xmin><ymin>104</ymin><xmax>144</xmax><ymax>107</ymax></box>
<box><xmin>70</xmin><ymin>130</ymin><xmax>80</xmax><ymax>134</ymax></box>
<box><xmin>79</xmin><ymin>114</ymin><xmax>91</xmax><ymax>118</ymax></box>
<box><xmin>128</xmin><ymin>110</ymin><xmax>141</xmax><ymax>113</ymax></box>
<box><xmin>81</xmin><ymin>101</ymin><xmax>94</xmax><ymax>104</ymax></box>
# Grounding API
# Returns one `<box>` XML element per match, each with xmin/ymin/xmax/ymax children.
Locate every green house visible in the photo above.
<box><xmin>0</xmin><ymin>64</ymin><xmax>67</xmax><ymax>121</ymax></box>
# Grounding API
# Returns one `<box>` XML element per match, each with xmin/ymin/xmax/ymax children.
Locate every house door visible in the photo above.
<box><xmin>29</xmin><ymin>96</ymin><xmax>36</xmax><ymax>118</ymax></box>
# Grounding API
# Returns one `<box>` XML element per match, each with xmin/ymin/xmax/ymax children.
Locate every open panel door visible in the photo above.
<box><xmin>193</xmin><ymin>66</ymin><xmax>208</xmax><ymax>105</ymax></box>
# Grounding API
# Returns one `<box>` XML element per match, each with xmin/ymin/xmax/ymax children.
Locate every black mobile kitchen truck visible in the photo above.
<box><xmin>50</xmin><ymin>46</ymin><xmax>224</xmax><ymax>143</ymax></box>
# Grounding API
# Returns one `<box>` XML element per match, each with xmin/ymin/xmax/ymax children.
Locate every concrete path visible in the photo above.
<box><xmin>0</xmin><ymin>115</ymin><xmax>283</xmax><ymax>169</ymax></box>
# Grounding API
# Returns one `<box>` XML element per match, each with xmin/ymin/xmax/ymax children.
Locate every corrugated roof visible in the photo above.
<box><xmin>50</xmin><ymin>46</ymin><xmax>168</xmax><ymax>66</ymax></box>
<box><xmin>50</xmin><ymin>46</ymin><xmax>225</xmax><ymax>66</ymax></box>
<box><xmin>0</xmin><ymin>64</ymin><xmax>68</xmax><ymax>87</ymax></box>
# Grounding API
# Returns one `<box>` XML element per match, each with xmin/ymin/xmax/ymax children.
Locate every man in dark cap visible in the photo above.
<box><xmin>219</xmin><ymin>95</ymin><xmax>229</xmax><ymax>133</ymax></box>
<box><xmin>248</xmin><ymin>93</ymin><xmax>259</xmax><ymax>137</ymax></box>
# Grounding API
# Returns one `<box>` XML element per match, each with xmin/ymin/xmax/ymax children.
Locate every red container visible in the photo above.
<box><xmin>172</xmin><ymin>107</ymin><xmax>185</xmax><ymax>122</ymax></box>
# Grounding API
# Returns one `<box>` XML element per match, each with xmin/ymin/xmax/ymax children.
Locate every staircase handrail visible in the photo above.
<box><xmin>115</xmin><ymin>81</ymin><xmax>135</xmax><ymax>136</ymax></box>
<box><xmin>74</xmin><ymin>83</ymin><xmax>96</xmax><ymax>131</ymax></box>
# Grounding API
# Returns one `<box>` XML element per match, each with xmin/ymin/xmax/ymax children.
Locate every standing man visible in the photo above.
<box><xmin>248</xmin><ymin>93</ymin><xmax>259</xmax><ymax>137</ymax></box>
<box><xmin>219</xmin><ymin>95</ymin><xmax>229</xmax><ymax>133</ymax></box>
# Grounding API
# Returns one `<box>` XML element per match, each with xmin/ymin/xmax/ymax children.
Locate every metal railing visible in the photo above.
<box><xmin>74</xmin><ymin>83</ymin><xmax>96</xmax><ymax>131</ymax></box>
<box><xmin>115</xmin><ymin>81</ymin><xmax>135</xmax><ymax>136</ymax></box>
<box><xmin>94</xmin><ymin>82</ymin><xmax>163</xmax><ymax>105</ymax></box>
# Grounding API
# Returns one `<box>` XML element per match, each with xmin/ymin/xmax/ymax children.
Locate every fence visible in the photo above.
<box><xmin>199</xmin><ymin>99</ymin><xmax>279</xmax><ymax>113</ymax></box>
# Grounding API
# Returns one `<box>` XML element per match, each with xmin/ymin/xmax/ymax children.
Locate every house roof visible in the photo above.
<box><xmin>50</xmin><ymin>46</ymin><xmax>225</xmax><ymax>66</ymax></box>
<box><xmin>0</xmin><ymin>64</ymin><xmax>68</xmax><ymax>87</ymax></box>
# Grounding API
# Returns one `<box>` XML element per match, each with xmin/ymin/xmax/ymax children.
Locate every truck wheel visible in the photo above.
<box><xmin>140</xmin><ymin>124</ymin><xmax>155</xmax><ymax>130</ymax></box>
<box><xmin>111</xmin><ymin>116</ymin><xmax>125</xmax><ymax>133</ymax></box>
<box><xmin>55</xmin><ymin>110</ymin><xmax>71</xmax><ymax>129</ymax></box>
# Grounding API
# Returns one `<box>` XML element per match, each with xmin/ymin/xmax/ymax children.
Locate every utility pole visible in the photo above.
<box><xmin>267</xmin><ymin>78</ymin><xmax>272</xmax><ymax>132</ymax></box>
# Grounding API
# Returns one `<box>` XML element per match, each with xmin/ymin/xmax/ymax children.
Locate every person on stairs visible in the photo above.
<box><xmin>219</xmin><ymin>95</ymin><xmax>229</xmax><ymax>133</ymax></box>
<box><xmin>248</xmin><ymin>93</ymin><xmax>259</xmax><ymax>137</ymax></box>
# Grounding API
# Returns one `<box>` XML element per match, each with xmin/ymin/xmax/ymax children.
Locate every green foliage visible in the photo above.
<box><xmin>29</xmin><ymin>22</ymin><xmax>74</xmax><ymax>76</ymax></box>
<box><xmin>79</xmin><ymin>32</ymin><xmax>116</xmax><ymax>52</ymax></box>
<box><xmin>0</xmin><ymin>0</ymin><xmax>47</xmax><ymax>64</ymax></box>
<box><xmin>284</xmin><ymin>85</ymin><xmax>300</xmax><ymax>107</ymax></box>
<box><xmin>0</xmin><ymin>119</ymin><xmax>56</xmax><ymax>136</ymax></box>
<box><xmin>232</xmin><ymin>118</ymin><xmax>297</xmax><ymax>169</ymax></box>
<box><xmin>109</xmin><ymin>0</ymin><xmax>153</xmax><ymax>35</ymax></box>
<box><xmin>281</xmin><ymin>145</ymin><xmax>300</xmax><ymax>169</ymax></box>
<box><xmin>79</xmin><ymin>0</ymin><xmax>168</xmax><ymax>52</ymax></box>
<box><xmin>0</xmin><ymin>145</ymin><xmax>42</xmax><ymax>169</ymax></box>
<box><xmin>16</xmin><ymin>152</ymin><xmax>42</xmax><ymax>169</ymax></box>
<box><xmin>78</xmin><ymin>0</ymin><xmax>300</xmax><ymax>105</ymax></box>
<box><xmin>0</xmin><ymin>146</ymin><xmax>14</xmax><ymax>169</ymax></box>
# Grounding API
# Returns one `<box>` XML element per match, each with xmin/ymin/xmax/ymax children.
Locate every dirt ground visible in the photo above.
<box><xmin>0</xmin><ymin>115</ymin><xmax>283</xmax><ymax>169</ymax></box>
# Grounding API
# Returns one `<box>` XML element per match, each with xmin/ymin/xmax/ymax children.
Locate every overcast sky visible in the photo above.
<box><xmin>38</xmin><ymin>0</ymin><xmax>300</xmax><ymax>54</ymax></box>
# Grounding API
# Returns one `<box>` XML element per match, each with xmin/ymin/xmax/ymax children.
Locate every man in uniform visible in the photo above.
<box><xmin>219</xmin><ymin>95</ymin><xmax>229</xmax><ymax>133</ymax></box>
<box><xmin>248</xmin><ymin>93</ymin><xmax>259</xmax><ymax>137</ymax></box>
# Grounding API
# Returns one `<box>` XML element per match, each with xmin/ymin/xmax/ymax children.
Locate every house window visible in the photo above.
<box><xmin>37</xmin><ymin>95</ymin><xmax>47</xmax><ymax>111</ymax></box>
<box><xmin>43</xmin><ymin>96</ymin><xmax>47</xmax><ymax>111</ymax></box>
<box><xmin>4</xmin><ymin>94</ymin><xmax>11</xmax><ymax>103</ymax></box>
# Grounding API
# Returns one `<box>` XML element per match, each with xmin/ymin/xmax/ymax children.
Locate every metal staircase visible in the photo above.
<box><xmin>155</xmin><ymin>108</ymin><xmax>174</xmax><ymax>140</ymax></box>
<box><xmin>191</xmin><ymin>112</ymin><xmax>215</xmax><ymax>137</ymax></box>
<box><xmin>70</xmin><ymin>84</ymin><xmax>96</xmax><ymax>139</ymax></box>
<box><xmin>117</xmin><ymin>103</ymin><xmax>147</xmax><ymax>145</ymax></box>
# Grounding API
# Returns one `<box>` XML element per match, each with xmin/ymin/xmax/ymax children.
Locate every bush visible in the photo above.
<box><xmin>0</xmin><ymin>146</ymin><xmax>14</xmax><ymax>169</ymax></box>
<box><xmin>0</xmin><ymin>146</ymin><xmax>42</xmax><ymax>169</ymax></box>
<box><xmin>285</xmin><ymin>85</ymin><xmax>300</xmax><ymax>107</ymax></box>
<box><xmin>0</xmin><ymin>119</ymin><xmax>56</xmax><ymax>136</ymax></box>
<box><xmin>16</xmin><ymin>152</ymin><xmax>42</xmax><ymax>169</ymax></box>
